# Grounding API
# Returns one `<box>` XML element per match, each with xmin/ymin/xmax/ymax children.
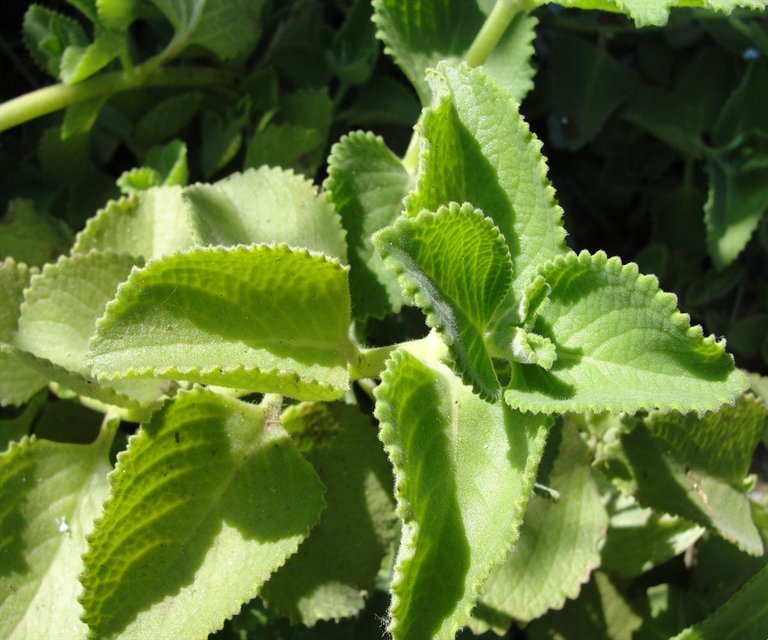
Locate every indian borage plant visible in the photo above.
<box><xmin>1</xmin><ymin>1</ymin><xmax>768</xmax><ymax>639</ymax></box>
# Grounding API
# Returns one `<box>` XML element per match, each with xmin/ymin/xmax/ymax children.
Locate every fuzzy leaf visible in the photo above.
<box><xmin>374</xmin><ymin>203</ymin><xmax>513</xmax><ymax>401</ymax></box>
<box><xmin>79</xmin><ymin>389</ymin><xmax>325</xmax><ymax>639</ymax></box>
<box><xmin>505</xmin><ymin>251</ymin><xmax>748</xmax><ymax>415</ymax></box>
<box><xmin>407</xmin><ymin>62</ymin><xmax>567</xmax><ymax>301</ymax></box>
<box><xmin>324</xmin><ymin>132</ymin><xmax>411</xmax><ymax>320</ymax></box>
<box><xmin>0</xmin><ymin>424</ymin><xmax>113</xmax><ymax>640</ymax></box>
<box><xmin>23</xmin><ymin>5</ymin><xmax>88</xmax><ymax>79</ymax></box>
<box><xmin>184</xmin><ymin>167</ymin><xmax>346</xmax><ymax>260</ymax></box>
<box><xmin>373</xmin><ymin>0</ymin><xmax>537</xmax><ymax>103</ymax></box>
<box><xmin>551</xmin><ymin>0</ymin><xmax>766</xmax><ymax>27</ymax></box>
<box><xmin>374</xmin><ymin>349</ymin><xmax>549</xmax><ymax>639</ymax></box>
<box><xmin>261</xmin><ymin>402</ymin><xmax>396</xmax><ymax>625</ymax></box>
<box><xmin>0</xmin><ymin>259</ymin><xmax>47</xmax><ymax>406</ymax></box>
<box><xmin>479</xmin><ymin>418</ymin><xmax>608</xmax><ymax>623</ymax></box>
<box><xmin>596</xmin><ymin>395</ymin><xmax>766</xmax><ymax>555</ymax></box>
<box><xmin>600</xmin><ymin>495</ymin><xmax>705</xmax><ymax>578</ymax></box>
<box><xmin>72</xmin><ymin>187</ymin><xmax>196</xmax><ymax>259</ymax></box>
<box><xmin>88</xmin><ymin>245</ymin><xmax>352</xmax><ymax>401</ymax></box>
<box><xmin>673</xmin><ymin>563</ymin><xmax>768</xmax><ymax>640</ymax></box>
<box><xmin>59</xmin><ymin>29</ymin><xmax>123</xmax><ymax>84</ymax></box>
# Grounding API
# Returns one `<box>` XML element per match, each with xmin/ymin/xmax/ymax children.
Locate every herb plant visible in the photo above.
<box><xmin>1</xmin><ymin>1</ymin><xmax>767</xmax><ymax>640</ymax></box>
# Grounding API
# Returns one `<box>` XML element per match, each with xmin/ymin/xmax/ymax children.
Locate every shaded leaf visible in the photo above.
<box><xmin>23</xmin><ymin>5</ymin><xmax>88</xmax><ymax>79</ymax></box>
<box><xmin>0</xmin><ymin>199</ymin><xmax>72</xmax><ymax>267</ymax></box>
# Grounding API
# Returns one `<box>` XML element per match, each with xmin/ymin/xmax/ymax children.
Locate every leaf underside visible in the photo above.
<box><xmin>374</xmin><ymin>349</ymin><xmax>549</xmax><ymax>640</ymax></box>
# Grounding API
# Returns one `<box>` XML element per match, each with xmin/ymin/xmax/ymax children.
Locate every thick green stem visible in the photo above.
<box><xmin>350</xmin><ymin>332</ymin><xmax>448</xmax><ymax>381</ymax></box>
<box><xmin>0</xmin><ymin>66</ymin><xmax>236</xmax><ymax>133</ymax></box>
<box><xmin>465</xmin><ymin>0</ymin><xmax>532</xmax><ymax>67</ymax></box>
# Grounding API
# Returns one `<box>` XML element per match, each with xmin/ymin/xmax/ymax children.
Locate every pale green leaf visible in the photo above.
<box><xmin>0</xmin><ymin>423</ymin><xmax>113</xmax><ymax>640</ymax></box>
<box><xmin>0</xmin><ymin>199</ymin><xmax>72</xmax><ymax>267</ymax></box>
<box><xmin>672</xmin><ymin>564</ymin><xmax>768</xmax><ymax>640</ymax></box>
<box><xmin>145</xmin><ymin>140</ymin><xmax>188</xmax><ymax>187</ymax></box>
<box><xmin>596</xmin><ymin>395</ymin><xmax>766</xmax><ymax>555</ymax></box>
<box><xmin>324</xmin><ymin>131</ymin><xmax>412</xmax><ymax>320</ymax></box>
<box><xmin>505</xmin><ymin>251</ymin><xmax>748</xmax><ymax>415</ymax></box>
<box><xmin>527</xmin><ymin>572</ymin><xmax>643</xmax><ymax>640</ymax></box>
<box><xmin>374</xmin><ymin>349</ymin><xmax>549</xmax><ymax>639</ymax></box>
<box><xmin>184</xmin><ymin>166</ymin><xmax>346</xmax><ymax>260</ymax></box>
<box><xmin>550</xmin><ymin>0</ymin><xmax>766</xmax><ymax>27</ymax></box>
<box><xmin>60</xmin><ymin>30</ymin><xmax>123</xmax><ymax>84</ymax></box>
<box><xmin>88</xmin><ymin>245</ymin><xmax>353</xmax><ymax>401</ymax></box>
<box><xmin>407</xmin><ymin>62</ymin><xmax>567</xmax><ymax>301</ymax></box>
<box><xmin>23</xmin><ymin>5</ymin><xmax>88</xmax><ymax>79</ymax></box>
<box><xmin>374</xmin><ymin>203</ymin><xmax>513</xmax><ymax>401</ymax></box>
<box><xmin>79</xmin><ymin>389</ymin><xmax>325</xmax><ymax>639</ymax></box>
<box><xmin>479</xmin><ymin>418</ymin><xmax>608</xmax><ymax>623</ymax></box>
<box><xmin>116</xmin><ymin>168</ymin><xmax>162</xmax><ymax>194</ymax></box>
<box><xmin>0</xmin><ymin>259</ymin><xmax>47</xmax><ymax>406</ymax></box>
<box><xmin>261</xmin><ymin>402</ymin><xmax>396</xmax><ymax>625</ymax></box>
<box><xmin>12</xmin><ymin>252</ymin><xmax>166</xmax><ymax>407</ymax></box>
<box><xmin>97</xmin><ymin>0</ymin><xmax>136</xmax><ymax>30</ymax></box>
<box><xmin>72</xmin><ymin>187</ymin><xmax>196</xmax><ymax>259</ymax></box>
<box><xmin>600</xmin><ymin>494</ymin><xmax>705</xmax><ymax>578</ymax></box>
<box><xmin>373</xmin><ymin>0</ymin><xmax>537</xmax><ymax>103</ymax></box>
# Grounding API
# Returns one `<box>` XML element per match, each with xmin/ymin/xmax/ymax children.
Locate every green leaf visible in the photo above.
<box><xmin>527</xmin><ymin>572</ymin><xmax>643</xmax><ymax>640</ymax></box>
<box><xmin>478</xmin><ymin>418</ymin><xmax>609</xmax><ymax>623</ymax></box>
<box><xmin>330</xmin><ymin>0</ymin><xmax>378</xmax><ymax>86</ymax></box>
<box><xmin>0</xmin><ymin>423</ymin><xmax>113</xmax><ymax>640</ymax></box>
<box><xmin>505</xmin><ymin>251</ymin><xmax>748</xmax><ymax>415</ymax></box>
<box><xmin>157</xmin><ymin>0</ymin><xmax>265</xmax><ymax>60</ymax></box>
<box><xmin>407</xmin><ymin>62</ymin><xmax>567</xmax><ymax>302</ymax></box>
<box><xmin>551</xmin><ymin>0</ymin><xmax>766</xmax><ymax>28</ymax></box>
<box><xmin>116</xmin><ymin>141</ymin><xmax>188</xmax><ymax>195</ymax></box>
<box><xmin>245</xmin><ymin>123</ymin><xmax>323</xmax><ymax>175</ymax></box>
<box><xmin>324</xmin><ymin>132</ymin><xmax>412</xmax><ymax>320</ymax></box>
<box><xmin>374</xmin><ymin>349</ymin><xmax>549</xmax><ymax>639</ymax></box>
<box><xmin>60</xmin><ymin>29</ymin><xmax>123</xmax><ymax>84</ymax></box>
<box><xmin>79</xmin><ymin>389</ymin><xmax>325</xmax><ymax>639</ymax></box>
<box><xmin>62</xmin><ymin>96</ymin><xmax>107</xmax><ymax>138</ymax></box>
<box><xmin>374</xmin><ymin>203</ymin><xmax>513</xmax><ymax>401</ymax></box>
<box><xmin>548</xmin><ymin>34</ymin><xmax>637</xmax><ymax>150</ymax></box>
<box><xmin>72</xmin><ymin>187</ymin><xmax>196</xmax><ymax>259</ymax></box>
<box><xmin>0</xmin><ymin>259</ymin><xmax>47</xmax><ymax>407</ymax></box>
<box><xmin>261</xmin><ymin>402</ymin><xmax>396</xmax><ymax>625</ymax></box>
<box><xmin>600</xmin><ymin>494</ymin><xmax>705</xmax><ymax>578</ymax></box>
<box><xmin>372</xmin><ymin>0</ymin><xmax>537</xmax><ymax>103</ymax></box>
<box><xmin>184</xmin><ymin>166</ymin><xmax>346</xmax><ymax>260</ymax></box>
<box><xmin>596</xmin><ymin>395</ymin><xmax>766</xmax><ymax>555</ymax></box>
<box><xmin>88</xmin><ymin>245</ymin><xmax>353</xmax><ymax>401</ymax></box>
<box><xmin>704</xmin><ymin>160</ymin><xmax>768</xmax><ymax>269</ymax></box>
<box><xmin>0</xmin><ymin>199</ymin><xmax>72</xmax><ymax>267</ymax></box>
<box><xmin>12</xmin><ymin>252</ymin><xmax>165</xmax><ymax>407</ymax></box>
<box><xmin>134</xmin><ymin>92</ymin><xmax>203</xmax><ymax>148</ymax></box>
<box><xmin>23</xmin><ymin>4</ymin><xmax>88</xmax><ymax>79</ymax></box>
<box><xmin>672</xmin><ymin>564</ymin><xmax>768</xmax><ymax>640</ymax></box>
<box><xmin>97</xmin><ymin>0</ymin><xmax>136</xmax><ymax>30</ymax></box>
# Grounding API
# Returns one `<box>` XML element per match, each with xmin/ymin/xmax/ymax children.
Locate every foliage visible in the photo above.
<box><xmin>1</xmin><ymin>1</ymin><xmax>767</xmax><ymax>639</ymax></box>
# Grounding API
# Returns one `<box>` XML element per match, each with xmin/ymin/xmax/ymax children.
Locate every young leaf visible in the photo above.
<box><xmin>72</xmin><ymin>187</ymin><xmax>196</xmax><ymax>259</ymax></box>
<box><xmin>59</xmin><ymin>29</ymin><xmax>123</xmax><ymax>85</ymax></box>
<box><xmin>600</xmin><ymin>495</ymin><xmax>705</xmax><ymax>578</ymax></box>
<box><xmin>596</xmin><ymin>395</ymin><xmax>766</xmax><ymax>555</ymax></box>
<box><xmin>407</xmin><ymin>62</ymin><xmax>567</xmax><ymax>301</ymax></box>
<box><xmin>672</xmin><ymin>564</ymin><xmax>768</xmax><ymax>640</ymax></box>
<box><xmin>23</xmin><ymin>5</ymin><xmax>88</xmax><ymax>79</ymax></box>
<box><xmin>97</xmin><ymin>0</ymin><xmax>137</xmax><ymax>30</ymax></box>
<box><xmin>505</xmin><ymin>251</ymin><xmax>748</xmax><ymax>415</ymax></box>
<box><xmin>478</xmin><ymin>418</ymin><xmax>608</xmax><ymax>624</ymax></box>
<box><xmin>373</xmin><ymin>0</ymin><xmax>537</xmax><ymax>103</ymax></box>
<box><xmin>62</xmin><ymin>96</ymin><xmax>107</xmax><ymax>138</ymax></box>
<box><xmin>260</xmin><ymin>402</ymin><xmax>396</xmax><ymax>625</ymax></box>
<box><xmin>0</xmin><ymin>422</ymin><xmax>113</xmax><ymax>640</ymax></box>
<box><xmin>0</xmin><ymin>259</ymin><xmax>47</xmax><ymax>406</ymax></box>
<box><xmin>88</xmin><ymin>245</ymin><xmax>353</xmax><ymax>401</ymax></box>
<box><xmin>79</xmin><ymin>388</ymin><xmax>325</xmax><ymax>639</ymax></box>
<box><xmin>184</xmin><ymin>166</ymin><xmax>346</xmax><ymax>260</ymax></box>
<box><xmin>374</xmin><ymin>349</ymin><xmax>549</xmax><ymax>639</ymax></box>
<box><xmin>374</xmin><ymin>203</ymin><xmax>513</xmax><ymax>401</ymax></box>
<box><xmin>324</xmin><ymin>131</ymin><xmax>412</xmax><ymax>320</ymax></box>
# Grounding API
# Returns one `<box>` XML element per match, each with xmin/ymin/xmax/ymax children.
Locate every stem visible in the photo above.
<box><xmin>349</xmin><ymin>332</ymin><xmax>448</xmax><ymax>381</ymax></box>
<box><xmin>0</xmin><ymin>66</ymin><xmax>236</xmax><ymax>133</ymax></box>
<box><xmin>465</xmin><ymin>0</ymin><xmax>531</xmax><ymax>68</ymax></box>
